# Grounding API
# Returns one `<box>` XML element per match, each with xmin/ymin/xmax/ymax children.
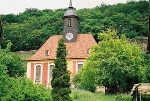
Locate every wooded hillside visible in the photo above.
<box><xmin>0</xmin><ymin>0</ymin><xmax>149</xmax><ymax>51</ymax></box>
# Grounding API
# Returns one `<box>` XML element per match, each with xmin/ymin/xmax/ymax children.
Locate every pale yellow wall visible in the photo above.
<box><xmin>67</xmin><ymin>58</ymin><xmax>86</xmax><ymax>73</ymax></box>
<box><xmin>66</xmin><ymin>59</ymin><xmax>73</xmax><ymax>72</ymax></box>
<box><xmin>27</xmin><ymin>62</ymin><xmax>31</xmax><ymax>78</ymax></box>
<box><xmin>27</xmin><ymin>58</ymin><xmax>86</xmax><ymax>78</ymax></box>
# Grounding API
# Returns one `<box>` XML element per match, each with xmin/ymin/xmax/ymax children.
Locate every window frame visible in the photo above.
<box><xmin>76</xmin><ymin>62</ymin><xmax>84</xmax><ymax>73</ymax></box>
<box><xmin>66</xmin><ymin>50</ymin><xmax>70</xmax><ymax>55</ymax></box>
<box><xmin>68</xmin><ymin>19</ymin><xmax>72</xmax><ymax>27</ymax></box>
<box><xmin>45</xmin><ymin>50</ymin><xmax>50</xmax><ymax>56</ymax></box>
<box><xmin>48</xmin><ymin>63</ymin><xmax>55</xmax><ymax>83</ymax></box>
<box><xmin>34</xmin><ymin>64</ymin><xmax>42</xmax><ymax>84</ymax></box>
<box><xmin>86</xmin><ymin>49</ymin><xmax>90</xmax><ymax>54</ymax></box>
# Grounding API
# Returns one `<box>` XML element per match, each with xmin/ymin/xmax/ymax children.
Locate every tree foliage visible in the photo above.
<box><xmin>0</xmin><ymin>43</ymin><xmax>51</xmax><ymax>101</ymax></box>
<box><xmin>0</xmin><ymin>0</ymin><xmax>148</xmax><ymax>51</ymax></box>
<box><xmin>0</xmin><ymin>42</ymin><xmax>26</xmax><ymax>77</ymax></box>
<box><xmin>74</xmin><ymin>29</ymin><xmax>146</xmax><ymax>92</ymax></box>
<box><xmin>0</xmin><ymin>76</ymin><xmax>52</xmax><ymax>101</ymax></box>
<box><xmin>51</xmin><ymin>38</ymin><xmax>72</xmax><ymax>101</ymax></box>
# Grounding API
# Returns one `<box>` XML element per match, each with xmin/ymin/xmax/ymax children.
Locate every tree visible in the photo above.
<box><xmin>75</xmin><ymin>30</ymin><xmax>144</xmax><ymax>92</ymax></box>
<box><xmin>51</xmin><ymin>38</ymin><xmax>72</xmax><ymax>101</ymax></box>
<box><xmin>0</xmin><ymin>42</ymin><xmax>26</xmax><ymax>77</ymax></box>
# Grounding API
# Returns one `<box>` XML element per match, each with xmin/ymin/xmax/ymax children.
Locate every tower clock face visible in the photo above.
<box><xmin>66</xmin><ymin>33</ymin><xmax>73</xmax><ymax>40</ymax></box>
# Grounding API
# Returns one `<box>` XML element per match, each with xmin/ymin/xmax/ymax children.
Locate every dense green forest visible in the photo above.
<box><xmin>0</xmin><ymin>0</ymin><xmax>149</xmax><ymax>51</ymax></box>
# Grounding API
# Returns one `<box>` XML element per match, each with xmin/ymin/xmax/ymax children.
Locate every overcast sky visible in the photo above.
<box><xmin>0</xmin><ymin>0</ymin><xmax>140</xmax><ymax>14</ymax></box>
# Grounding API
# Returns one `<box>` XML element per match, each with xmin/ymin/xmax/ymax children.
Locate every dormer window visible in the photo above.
<box><xmin>45</xmin><ymin>50</ymin><xmax>50</xmax><ymax>56</ymax></box>
<box><xmin>86</xmin><ymin>49</ymin><xmax>90</xmax><ymax>54</ymax></box>
<box><xmin>68</xmin><ymin>19</ymin><xmax>71</xmax><ymax>27</ymax></box>
<box><xmin>66</xmin><ymin>50</ymin><xmax>70</xmax><ymax>55</ymax></box>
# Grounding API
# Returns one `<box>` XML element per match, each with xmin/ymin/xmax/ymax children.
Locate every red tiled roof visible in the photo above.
<box><xmin>27</xmin><ymin>34</ymin><xmax>97</xmax><ymax>61</ymax></box>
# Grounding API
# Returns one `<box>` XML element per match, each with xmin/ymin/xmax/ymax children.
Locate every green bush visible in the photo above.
<box><xmin>141</xmin><ymin>95</ymin><xmax>150</xmax><ymax>101</ymax></box>
<box><xmin>0</xmin><ymin>76</ymin><xmax>52</xmax><ymax>101</ymax></box>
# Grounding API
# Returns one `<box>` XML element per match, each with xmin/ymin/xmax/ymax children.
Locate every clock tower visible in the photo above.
<box><xmin>63</xmin><ymin>0</ymin><xmax>79</xmax><ymax>42</ymax></box>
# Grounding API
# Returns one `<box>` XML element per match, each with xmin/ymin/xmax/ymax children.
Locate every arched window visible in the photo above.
<box><xmin>35</xmin><ymin>64</ymin><xmax>42</xmax><ymax>83</ymax></box>
<box><xmin>76</xmin><ymin>62</ymin><xmax>84</xmax><ymax>72</ymax></box>
<box><xmin>68</xmin><ymin>19</ymin><xmax>71</xmax><ymax>27</ymax></box>
<box><xmin>48</xmin><ymin>63</ymin><xmax>55</xmax><ymax>83</ymax></box>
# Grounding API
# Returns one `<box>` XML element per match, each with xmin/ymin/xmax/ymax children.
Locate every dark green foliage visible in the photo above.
<box><xmin>0</xmin><ymin>76</ymin><xmax>52</xmax><ymax>101</ymax></box>
<box><xmin>0</xmin><ymin>1</ymin><xmax>148</xmax><ymax>51</ymax></box>
<box><xmin>141</xmin><ymin>95</ymin><xmax>150</xmax><ymax>101</ymax></box>
<box><xmin>0</xmin><ymin>17</ymin><xmax>3</xmax><ymax>40</ymax></box>
<box><xmin>51</xmin><ymin>38</ymin><xmax>72</xmax><ymax>101</ymax></box>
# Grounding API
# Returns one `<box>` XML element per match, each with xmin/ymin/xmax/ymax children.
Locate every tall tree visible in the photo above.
<box><xmin>0</xmin><ymin>16</ymin><xmax>3</xmax><ymax>41</ymax></box>
<box><xmin>51</xmin><ymin>38</ymin><xmax>72</xmax><ymax>101</ymax></box>
<box><xmin>75</xmin><ymin>30</ymin><xmax>144</xmax><ymax>92</ymax></box>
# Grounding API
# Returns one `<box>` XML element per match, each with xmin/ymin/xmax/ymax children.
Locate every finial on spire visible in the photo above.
<box><xmin>69</xmin><ymin>0</ymin><xmax>73</xmax><ymax>8</ymax></box>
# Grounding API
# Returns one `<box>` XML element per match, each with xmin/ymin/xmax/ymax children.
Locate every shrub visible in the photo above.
<box><xmin>0</xmin><ymin>77</ymin><xmax>52</xmax><ymax>101</ymax></box>
<box><xmin>141</xmin><ymin>95</ymin><xmax>150</xmax><ymax>101</ymax></box>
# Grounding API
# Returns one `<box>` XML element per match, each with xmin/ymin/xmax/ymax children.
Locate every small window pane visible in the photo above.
<box><xmin>86</xmin><ymin>49</ymin><xmax>90</xmax><ymax>54</ymax></box>
<box><xmin>45</xmin><ymin>50</ymin><xmax>49</xmax><ymax>56</ymax></box>
<box><xmin>66</xmin><ymin>50</ymin><xmax>70</xmax><ymax>55</ymax></box>
<box><xmin>35</xmin><ymin>65</ymin><xmax>41</xmax><ymax>83</ymax></box>
<box><xmin>77</xmin><ymin>64</ymin><xmax>83</xmax><ymax>72</ymax></box>
<box><xmin>49</xmin><ymin>65</ymin><xmax>54</xmax><ymax>83</ymax></box>
<box><xmin>68</xmin><ymin>19</ymin><xmax>71</xmax><ymax>27</ymax></box>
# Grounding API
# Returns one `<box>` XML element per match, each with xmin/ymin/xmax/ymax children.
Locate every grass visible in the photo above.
<box><xmin>71</xmin><ymin>90</ymin><xmax>132</xmax><ymax>101</ymax></box>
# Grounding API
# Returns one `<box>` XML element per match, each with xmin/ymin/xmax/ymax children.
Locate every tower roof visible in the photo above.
<box><xmin>69</xmin><ymin>0</ymin><xmax>73</xmax><ymax>8</ymax></box>
<box><xmin>64</xmin><ymin>0</ymin><xmax>78</xmax><ymax>17</ymax></box>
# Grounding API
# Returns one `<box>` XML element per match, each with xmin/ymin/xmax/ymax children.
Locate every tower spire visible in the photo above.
<box><xmin>69</xmin><ymin>0</ymin><xmax>73</xmax><ymax>8</ymax></box>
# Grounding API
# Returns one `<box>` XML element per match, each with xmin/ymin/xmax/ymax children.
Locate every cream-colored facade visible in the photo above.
<box><xmin>27</xmin><ymin>59</ymin><xmax>86</xmax><ymax>86</ymax></box>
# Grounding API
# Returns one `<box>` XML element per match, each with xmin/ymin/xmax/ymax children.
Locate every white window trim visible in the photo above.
<box><xmin>76</xmin><ymin>62</ymin><xmax>84</xmax><ymax>73</ymax></box>
<box><xmin>34</xmin><ymin>64</ymin><xmax>43</xmax><ymax>84</ymax></box>
<box><xmin>48</xmin><ymin>63</ymin><xmax>55</xmax><ymax>84</ymax></box>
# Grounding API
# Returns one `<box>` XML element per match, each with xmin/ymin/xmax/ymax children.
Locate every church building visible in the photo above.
<box><xmin>27</xmin><ymin>0</ymin><xmax>97</xmax><ymax>86</ymax></box>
